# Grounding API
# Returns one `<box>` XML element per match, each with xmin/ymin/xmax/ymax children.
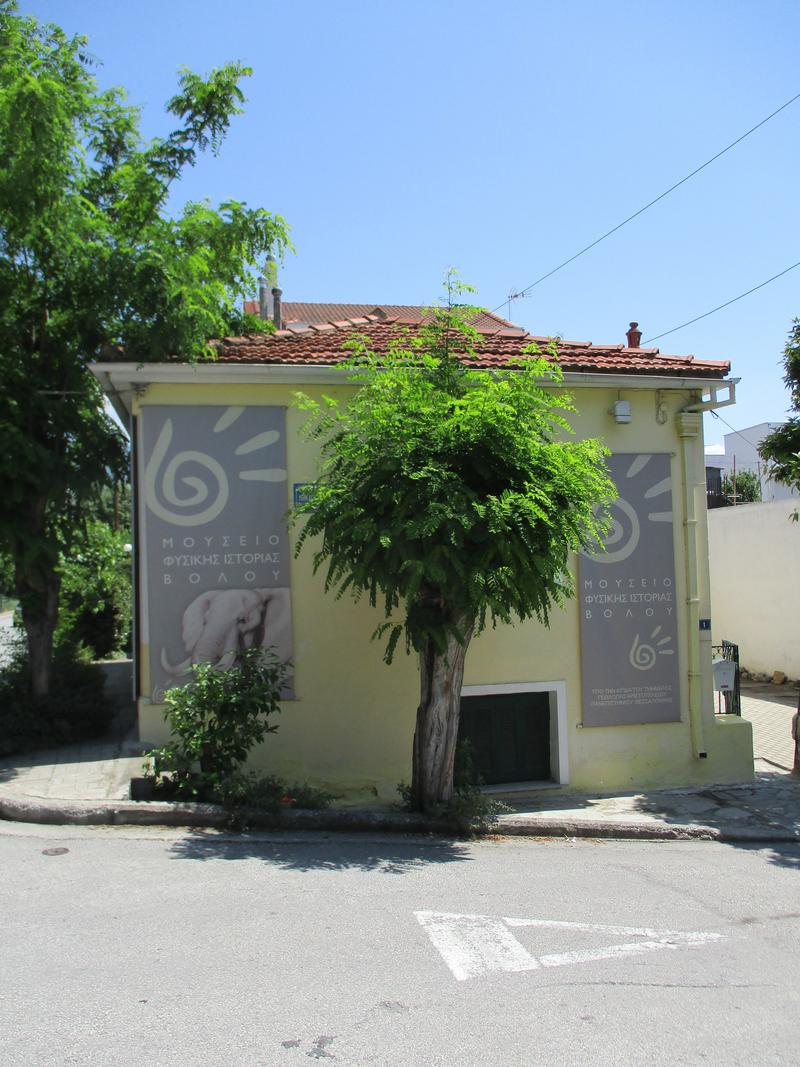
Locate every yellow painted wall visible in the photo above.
<box><xmin>133</xmin><ymin>379</ymin><xmax>753</xmax><ymax>800</ymax></box>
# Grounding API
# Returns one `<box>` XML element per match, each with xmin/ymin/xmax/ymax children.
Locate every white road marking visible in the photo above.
<box><xmin>417</xmin><ymin>913</ymin><xmax>538</xmax><ymax>982</ymax></box>
<box><xmin>415</xmin><ymin>911</ymin><xmax>725</xmax><ymax>982</ymax></box>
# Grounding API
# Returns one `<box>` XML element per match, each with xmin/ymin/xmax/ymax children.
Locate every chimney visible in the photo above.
<box><xmin>264</xmin><ymin>248</ymin><xmax>278</xmax><ymax>289</ymax></box>
<box><xmin>257</xmin><ymin>248</ymin><xmax>280</xmax><ymax>321</ymax></box>
<box><xmin>272</xmin><ymin>287</ymin><xmax>282</xmax><ymax>331</ymax></box>
<box><xmin>626</xmin><ymin>321</ymin><xmax>642</xmax><ymax>348</ymax></box>
<box><xmin>257</xmin><ymin>276</ymin><xmax>273</xmax><ymax>321</ymax></box>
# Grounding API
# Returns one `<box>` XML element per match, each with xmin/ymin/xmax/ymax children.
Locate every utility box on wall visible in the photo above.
<box><xmin>712</xmin><ymin>657</ymin><xmax>736</xmax><ymax>692</ymax></box>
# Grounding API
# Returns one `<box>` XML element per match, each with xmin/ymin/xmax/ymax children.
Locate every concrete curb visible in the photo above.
<box><xmin>0</xmin><ymin>793</ymin><xmax>453</xmax><ymax>834</ymax></box>
<box><xmin>1</xmin><ymin>791</ymin><xmax>799</xmax><ymax>842</ymax></box>
<box><xmin>498</xmin><ymin>816</ymin><xmax>800</xmax><ymax>843</ymax></box>
<box><xmin>0</xmin><ymin>794</ymin><xmax>229</xmax><ymax>828</ymax></box>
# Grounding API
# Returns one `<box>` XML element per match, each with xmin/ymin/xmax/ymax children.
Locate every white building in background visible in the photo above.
<box><xmin>705</xmin><ymin>421</ymin><xmax>798</xmax><ymax>502</ymax></box>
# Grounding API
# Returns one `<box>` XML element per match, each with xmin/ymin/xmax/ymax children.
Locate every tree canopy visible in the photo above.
<box><xmin>721</xmin><ymin>469</ymin><xmax>761</xmax><ymax>504</ymax></box>
<box><xmin>293</xmin><ymin>277</ymin><xmax>615</xmax><ymax>809</ymax></box>
<box><xmin>0</xmin><ymin>1</ymin><xmax>289</xmax><ymax>694</ymax></box>
<box><xmin>759</xmin><ymin>319</ymin><xmax>800</xmax><ymax>495</ymax></box>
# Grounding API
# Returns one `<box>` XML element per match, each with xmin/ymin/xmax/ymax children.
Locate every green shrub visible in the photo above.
<box><xmin>56</xmin><ymin>520</ymin><xmax>132</xmax><ymax>659</ymax></box>
<box><xmin>0</xmin><ymin>643</ymin><xmax>113</xmax><ymax>756</ymax></box>
<box><xmin>0</xmin><ymin>550</ymin><xmax>14</xmax><ymax>601</ymax></box>
<box><xmin>397</xmin><ymin>738</ymin><xmax>510</xmax><ymax>834</ymax></box>
<box><xmin>453</xmin><ymin>737</ymin><xmax>479</xmax><ymax>789</ymax></box>
<box><xmin>447</xmin><ymin>737</ymin><xmax>509</xmax><ymax>833</ymax></box>
<box><xmin>721</xmin><ymin>470</ymin><xmax>761</xmax><ymax>504</ymax></box>
<box><xmin>440</xmin><ymin>784</ymin><xmax>510</xmax><ymax>835</ymax></box>
<box><xmin>214</xmin><ymin>771</ymin><xmax>334</xmax><ymax>812</ymax></box>
<box><xmin>146</xmin><ymin>647</ymin><xmax>287</xmax><ymax>800</ymax></box>
<box><xmin>396</xmin><ymin>777</ymin><xmax>509</xmax><ymax>834</ymax></box>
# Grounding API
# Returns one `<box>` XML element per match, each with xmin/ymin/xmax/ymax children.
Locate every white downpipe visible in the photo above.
<box><xmin>677</xmin><ymin>413</ymin><xmax>707</xmax><ymax>758</ymax></box>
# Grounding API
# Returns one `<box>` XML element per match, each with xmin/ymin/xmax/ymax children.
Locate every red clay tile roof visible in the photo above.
<box><xmin>243</xmin><ymin>301</ymin><xmax>517</xmax><ymax>332</ymax></box>
<box><xmin>214</xmin><ymin>317</ymin><xmax>730</xmax><ymax>379</ymax></box>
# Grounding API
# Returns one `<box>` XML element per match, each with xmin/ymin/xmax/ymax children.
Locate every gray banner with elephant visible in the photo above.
<box><xmin>139</xmin><ymin>404</ymin><xmax>293</xmax><ymax>703</ymax></box>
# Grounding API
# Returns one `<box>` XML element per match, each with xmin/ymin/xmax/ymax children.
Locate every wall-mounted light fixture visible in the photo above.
<box><xmin>612</xmin><ymin>399</ymin><xmax>631</xmax><ymax>424</ymax></box>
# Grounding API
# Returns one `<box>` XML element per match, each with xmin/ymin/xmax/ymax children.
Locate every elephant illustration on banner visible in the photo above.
<box><xmin>161</xmin><ymin>588</ymin><xmax>292</xmax><ymax>679</ymax></box>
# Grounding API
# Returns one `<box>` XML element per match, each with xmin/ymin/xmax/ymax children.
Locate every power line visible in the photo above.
<box><xmin>709</xmin><ymin>410</ymin><xmax>766</xmax><ymax>450</ymax></box>
<box><xmin>642</xmin><ymin>260</ymin><xmax>800</xmax><ymax>344</ymax></box>
<box><xmin>708</xmin><ymin>414</ymin><xmax>779</xmax><ymax>486</ymax></box>
<box><xmin>494</xmin><ymin>90</ymin><xmax>800</xmax><ymax>312</ymax></box>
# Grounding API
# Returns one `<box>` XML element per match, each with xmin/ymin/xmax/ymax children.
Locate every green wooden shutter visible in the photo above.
<box><xmin>459</xmin><ymin>691</ymin><xmax>551</xmax><ymax>785</ymax></box>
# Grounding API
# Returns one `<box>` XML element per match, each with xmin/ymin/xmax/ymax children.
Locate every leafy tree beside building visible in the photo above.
<box><xmin>759</xmin><ymin>320</ymin><xmax>800</xmax><ymax>496</ymax></box>
<box><xmin>293</xmin><ymin>279</ymin><xmax>615</xmax><ymax>812</ymax></box>
<box><xmin>0</xmin><ymin>2</ymin><xmax>289</xmax><ymax>697</ymax></box>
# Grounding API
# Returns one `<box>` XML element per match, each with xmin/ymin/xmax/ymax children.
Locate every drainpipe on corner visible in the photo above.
<box><xmin>258</xmin><ymin>276</ymin><xmax>273</xmax><ymax>321</ymax></box>
<box><xmin>676</xmin><ymin>411</ymin><xmax>708</xmax><ymax>759</ymax></box>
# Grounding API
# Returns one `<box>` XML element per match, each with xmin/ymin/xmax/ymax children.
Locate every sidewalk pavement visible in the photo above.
<box><xmin>0</xmin><ymin>683</ymin><xmax>798</xmax><ymax>842</ymax></box>
<box><xmin>739</xmin><ymin>680</ymin><xmax>797</xmax><ymax>771</ymax></box>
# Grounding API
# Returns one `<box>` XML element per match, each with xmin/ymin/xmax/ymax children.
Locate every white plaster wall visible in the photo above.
<box><xmin>708</xmin><ymin>499</ymin><xmax>800</xmax><ymax>677</ymax></box>
<box><xmin>708</xmin><ymin>423</ymin><xmax>798</xmax><ymax>502</ymax></box>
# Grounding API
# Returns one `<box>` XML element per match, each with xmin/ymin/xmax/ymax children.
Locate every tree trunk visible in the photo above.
<box><xmin>16</xmin><ymin>553</ymin><xmax>60</xmax><ymax>700</ymax></box>
<box><xmin>411</xmin><ymin>615</ymin><xmax>474</xmax><ymax>811</ymax></box>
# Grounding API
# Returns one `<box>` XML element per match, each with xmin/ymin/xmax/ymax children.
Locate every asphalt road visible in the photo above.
<box><xmin>1</xmin><ymin>823</ymin><xmax>798</xmax><ymax>1066</ymax></box>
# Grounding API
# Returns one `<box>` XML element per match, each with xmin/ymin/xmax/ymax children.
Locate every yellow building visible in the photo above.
<box><xmin>92</xmin><ymin>304</ymin><xmax>753</xmax><ymax>802</ymax></box>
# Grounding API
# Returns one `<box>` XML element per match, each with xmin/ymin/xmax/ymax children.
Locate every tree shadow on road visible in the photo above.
<box><xmin>168</xmin><ymin>829</ymin><xmax>475</xmax><ymax>874</ymax></box>
<box><xmin>0</xmin><ymin>764</ymin><xmax>19</xmax><ymax>784</ymax></box>
<box><xmin>761</xmin><ymin>844</ymin><xmax>800</xmax><ymax>871</ymax></box>
<box><xmin>712</xmin><ymin>841</ymin><xmax>800</xmax><ymax>873</ymax></box>
<box><xmin>630</xmin><ymin>775</ymin><xmax>800</xmax><ymax>871</ymax></box>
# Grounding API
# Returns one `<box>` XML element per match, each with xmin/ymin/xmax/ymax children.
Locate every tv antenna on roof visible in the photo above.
<box><xmin>506</xmin><ymin>289</ymin><xmax>532</xmax><ymax>322</ymax></box>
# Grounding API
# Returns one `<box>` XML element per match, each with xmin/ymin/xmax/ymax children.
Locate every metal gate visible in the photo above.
<box><xmin>712</xmin><ymin>639</ymin><xmax>741</xmax><ymax>715</ymax></box>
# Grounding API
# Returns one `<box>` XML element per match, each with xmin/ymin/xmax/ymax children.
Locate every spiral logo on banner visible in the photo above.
<box><xmin>584</xmin><ymin>496</ymin><xmax>640</xmax><ymax>565</ymax></box>
<box><xmin>144</xmin><ymin>407</ymin><xmax>288</xmax><ymax>528</ymax></box>
<box><xmin>629</xmin><ymin>627</ymin><xmax>674</xmax><ymax>671</ymax></box>
<box><xmin>629</xmin><ymin>634</ymin><xmax>657</xmax><ymax>670</ymax></box>
<box><xmin>144</xmin><ymin>419</ymin><xmax>230</xmax><ymax>527</ymax></box>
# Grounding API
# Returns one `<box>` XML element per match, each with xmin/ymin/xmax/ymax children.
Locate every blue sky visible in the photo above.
<box><xmin>20</xmin><ymin>0</ymin><xmax>800</xmax><ymax>448</ymax></box>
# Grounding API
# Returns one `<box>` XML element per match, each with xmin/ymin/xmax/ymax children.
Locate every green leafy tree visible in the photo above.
<box><xmin>293</xmin><ymin>277</ymin><xmax>615</xmax><ymax>811</ymax></box>
<box><xmin>0</xmin><ymin>2</ymin><xmax>289</xmax><ymax>697</ymax></box>
<box><xmin>759</xmin><ymin>320</ymin><xmax>800</xmax><ymax>495</ymax></box>
<box><xmin>94</xmin><ymin>481</ymin><xmax>132</xmax><ymax>534</ymax></box>
<box><xmin>721</xmin><ymin>469</ymin><xmax>761</xmax><ymax>504</ymax></box>
<box><xmin>55</xmin><ymin>519</ymin><xmax>132</xmax><ymax>659</ymax></box>
<box><xmin>0</xmin><ymin>551</ymin><xmax>13</xmax><ymax>601</ymax></box>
